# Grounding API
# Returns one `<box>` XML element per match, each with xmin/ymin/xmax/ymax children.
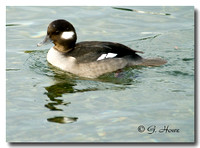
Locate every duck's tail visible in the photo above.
<box><xmin>139</xmin><ymin>58</ymin><xmax>167</xmax><ymax>66</ymax></box>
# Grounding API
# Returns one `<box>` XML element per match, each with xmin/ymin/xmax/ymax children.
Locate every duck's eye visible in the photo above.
<box><xmin>54</xmin><ymin>31</ymin><xmax>60</xmax><ymax>35</ymax></box>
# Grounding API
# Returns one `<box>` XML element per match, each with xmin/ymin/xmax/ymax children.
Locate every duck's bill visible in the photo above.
<box><xmin>37</xmin><ymin>35</ymin><xmax>52</xmax><ymax>47</ymax></box>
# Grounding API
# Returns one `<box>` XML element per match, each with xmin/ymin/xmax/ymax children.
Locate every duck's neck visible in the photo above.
<box><xmin>53</xmin><ymin>36</ymin><xmax>77</xmax><ymax>53</ymax></box>
<box><xmin>53</xmin><ymin>44</ymin><xmax>73</xmax><ymax>53</ymax></box>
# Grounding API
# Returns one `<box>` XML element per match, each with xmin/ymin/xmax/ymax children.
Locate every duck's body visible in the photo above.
<box><xmin>38</xmin><ymin>19</ymin><xmax>166</xmax><ymax>78</ymax></box>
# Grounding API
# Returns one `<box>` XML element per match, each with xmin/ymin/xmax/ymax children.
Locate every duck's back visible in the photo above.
<box><xmin>67</xmin><ymin>41</ymin><xmax>143</xmax><ymax>63</ymax></box>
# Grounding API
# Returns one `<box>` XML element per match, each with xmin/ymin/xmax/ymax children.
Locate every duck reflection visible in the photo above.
<box><xmin>47</xmin><ymin>116</ymin><xmax>78</xmax><ymax>124</ymax></box>
<box><xmin>44</xmin><ymin>72</ymin><xmax>100</xmax><ymax>124</ymax></box>
<box><xmin>43</xmin><ymin>70</ymin><xmax>77</xmax><ymax>123</ymax></box>
<box><xmin>44</xmin><ymin>75</ymin><xmax>100</xmax><ymax>111</ymax></box>
<box><xmin>44</xmin><ymin>81</ymin><xmax>75</xmax><ymax>111</ymax></box>
<box><xmin>43</xmin><ymin>70</ymin><xmax>133</xmax><ymax>124</ymax></box>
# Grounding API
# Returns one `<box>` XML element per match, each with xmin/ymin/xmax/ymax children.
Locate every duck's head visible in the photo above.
<box><xmin>37</xmin><ymin>19</ymin><xmax>77</xmax><ymax>52</ymax></box>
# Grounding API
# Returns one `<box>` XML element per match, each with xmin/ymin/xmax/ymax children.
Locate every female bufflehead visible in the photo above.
<box><xmin>37</xmin><ymin>19</ymin><xmax>166</xmax><ymax>78</ymax></box>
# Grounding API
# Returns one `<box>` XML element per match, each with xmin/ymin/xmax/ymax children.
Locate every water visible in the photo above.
<box><xmin>6</xmin><ymin>6</ymin><xmax>194</xmax><ymax>142</ymax></box>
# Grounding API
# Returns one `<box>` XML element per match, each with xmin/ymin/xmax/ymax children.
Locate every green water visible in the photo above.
<box><xmin>6</xmin><ymin>6</ymin><xmax>194</xmax><ymax>142</ymax></box>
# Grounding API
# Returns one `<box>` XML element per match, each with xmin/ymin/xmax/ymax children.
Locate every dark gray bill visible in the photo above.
<box><xmin>37</xmin><ymin>35</ymin><xmax>52</xmax><ymax>47</ymax></box>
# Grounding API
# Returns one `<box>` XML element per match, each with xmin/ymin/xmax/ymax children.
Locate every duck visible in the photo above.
<box><xmin>37</xmin><ymin>19</ymin><xmax>166</xmax><ymax>78</ymax></box>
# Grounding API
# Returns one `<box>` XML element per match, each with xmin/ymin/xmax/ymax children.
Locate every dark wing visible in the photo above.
<box><xmin>67</xmin><ymin>41</ymin><xmax>143</xmax><ymax>63</ymax></box>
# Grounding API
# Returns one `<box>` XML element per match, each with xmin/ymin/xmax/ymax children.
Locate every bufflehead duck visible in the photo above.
<box><xmin>37</xmin><ymin>19</ymin><xmax>166</xmax><ymax>78</ymax></box>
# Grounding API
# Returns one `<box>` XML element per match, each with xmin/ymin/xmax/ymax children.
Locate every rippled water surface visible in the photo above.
<box><xmin>6</xmin><ymin>6</ymin><xmax>194</xmax><ymax>142</ymax></box>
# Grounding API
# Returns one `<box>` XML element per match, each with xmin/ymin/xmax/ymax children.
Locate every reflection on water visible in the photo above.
<box><xmin>112</xmin><ymin>7</ymin><xmax>171</xmax><ymax>15</ymax></box>
<box><xmin>135</xmin><ymin>34</ymin><xmax>161</xmax><ymax>41</ymax></box>
<box><xmin>6</xmin><ymin>23</ymin><xmax>21</xmax><ymax>27</ymax></box>
<box><xmin>44</xmin><ymin>77</ymin><xmax>98</xmax><ymax>123</ymax></box>
<box><xmin>47</xmin><ymin>116</ymin><xmax>78</xmax><ymax>124</ymax></box>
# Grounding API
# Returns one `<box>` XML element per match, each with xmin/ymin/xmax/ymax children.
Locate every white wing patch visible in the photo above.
<box><xmin>97</xmin><ymin>54</ymin><xmax>107</xmax><ymax>61</ymax></box>
<box><xmin>106</xmin><ymin>53</ymin><xmax>117</xmax><ymax>58</ymax></box>
<box><xmin>61</xmin><ymin>31</ymin><xmax>74</xmax><ymax>39</ymax></box>
<box><xmin>97</xmin><ymin>53</ymin><xmax>117</xmax><ymax>61</ymax></box>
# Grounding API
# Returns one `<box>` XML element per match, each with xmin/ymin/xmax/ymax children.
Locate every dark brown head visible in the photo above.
<box><xmin>37</xmin><ymin>19</ymin><xmax>77</xmax><ymax>52</ymax></box>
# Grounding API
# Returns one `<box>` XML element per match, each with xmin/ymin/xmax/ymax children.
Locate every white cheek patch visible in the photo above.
<box><xmin>97</xmin><ymin>53</ymin><xmax>117</xmax><ymax>61</ymax></box>
<box><xmin>61</xmin><ymin>31</ymin><xmax>74</xmax><ymax>39</ymax></box>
